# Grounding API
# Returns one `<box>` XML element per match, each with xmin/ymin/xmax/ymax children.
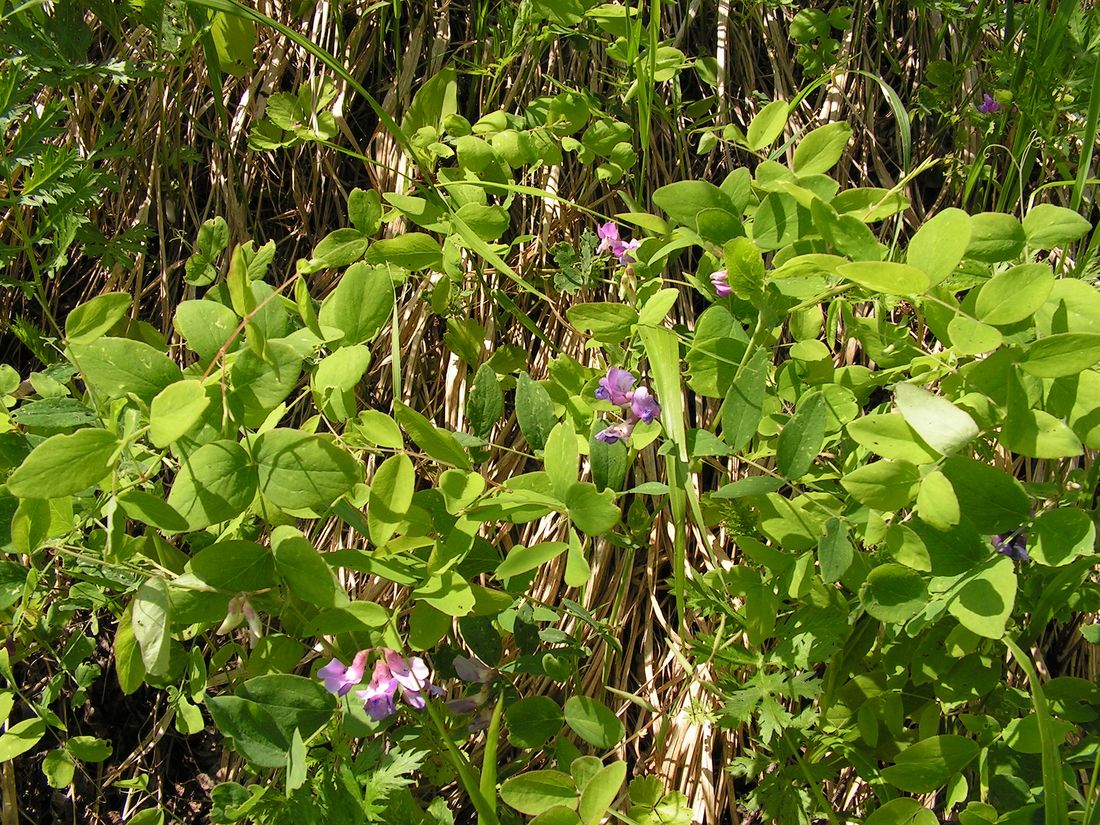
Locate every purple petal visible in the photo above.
<box><xmin>710</xmin><ymin>269</ymin><xmax>732</xmax><ymax>297</ymax></box>
<box><xmin>595</xmin><ymin>421</ymin><xmax>635</xmax><ymax>444</ymax></box>
<box><xmin>453</xmin><ymin>655</ymin><xmax>491</xmax><ymax>683</ymax></box>
<box><xmin>596</xmin><ymin>222</ymin><xmax>620</xmax><ymax>254</ymax></box>
<box><xmin>598</xmin><ymin>367</ymin><xmax>635</xmax><ymax>407</ymax></box>
<box><xmin>616</xmin><ymin>238</ymin><xmax>641</xmax><ymax>266</ymax></box>
<box><xmin>631</xmin><ymin>386</ymin><xmax>661</xmax><ymax>424</ymax></box>
<box><xmin>318</xmin><ymin>658</ymin><xmax>350</xmax><ymax>696</ymax></box>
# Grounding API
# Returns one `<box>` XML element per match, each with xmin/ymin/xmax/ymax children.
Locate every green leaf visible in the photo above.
<box><xmin>746</xmin><ymin>99</ymin><xmax>789</xmax><ymax>151</ymax></box>
<box><xmin>467</xmin><ymin>363</ymin><xmax>503</xmax><ymax>440</ymax></box>
<box><xmin>114</xmin><ymin>606</ymin><xmax>145</xmax><ymax>695</ymax></box>
<box><xmin>70</xmin><ymin>337</ymin><xmax>182</xmax><ymax>403</ymax></box>
<box><xmin>564</xmin><ymin>482</ymin><xmax>620</xmax><ymax>536</ymax></box>
<box><xmin>167</xmin><ymin>440</ymin><xmax>257</xmax><ymax>530</ymax></box>
<box><xmin>846</xmin><ymin>413</ymin><xmax>940</xmax><ymax>464</ymax></box>
<box><xmin>505</xmin><ymin>696</ymin><xmax>563</xmax><ymax>749</ymax></box>
<box><xmin>272</xmin><ymin>526</ymin><xmax>339</xmax><ymax>607</ymax></box>
<box><xmin>8</xmin><ymin>428</ymin><xmax>117</xmax><ymax>499</ymax></box>
<box><xmin>42</xmin><ymin>749</ymin><xmax>75</xmax><ymax>788</ymax></box>
<box><xmin>209</xmin><ymin>10</ymin><xmax>255</xmax><ymax>76</ymax></box>
<box><xmin>652</xmin><ymin>180</ymin><xmax>742</xmax><ymax>243</ymax></box>
<box><xmin>589</xmin><ymin>429</ymin><xmax>628</xmax><ymax>493</ymax></box>
<box><xmin>860</xmin><ymin>563</ymin><xmax>926</xmax><ymax>623</ymax></box>
<box><xmin>818</xmin><ymin>518</ymin><xmax>853</xmax><ymax>583</ymax></box>
<box><xmin>1029</xmin><ymin>508</ymin><xmax>1095</xmax><ymax>566</ymax></box>
<box><xmin>544</xmin><ymin>420</ymin><xmax>579</xmax><ymax>500</ymax></box>
<box><xmin>394</xmin><ymin>401</ymin><xmax>472</xmax><ymax>469</ymax></box>
<box><xmin>792</xmin><ymin>121</ymin><xmax>852</xmax><ymax>175</ymax></box>
<box><xmin>500</xmin><ymin>771</ymin><xmax>578</xmax><ymax>817</ymax></box>
<box><xmin>864</xmin><ymin>798</ymin><xmax>938</xmax><ymax>825</ymax></box>
<box><xmin>841</xmin><ymin>460</ymin><xmax>920</xmax><ymax>510</ymax></box>
<box><xmin>364</xmin><ymin>234</ymin><xmax>442</xmax><ymax>270</ymax></box>
<box><xmin>837</xmin><ymin>261</ymin><xmax>929</xmax><ymax>296</ymax></box>
<box><xmin>497</xmin><ymin>542</ymin><xmax>568</xmax><ymax>580</ymax></box>
<box><xmin>566</xmin><ymin>303</ymin><xmax>638</xmax><ymax>345</ymax></box>
<box><xmin>1001</xmin><ymin>407</ymin><xmax>1083</xmax><ymax>458</ymax></box>
<box><xmin>1022</xmin><ymin>204</ymin><xmax>1092</xmax><ymax>248</ymax></box>
<box><xmin>940</xmin><ymin>456</ymin><xmax>1029</xmax><ymax>534</ymax></box>
<box><xmin>412</xmin><ymin>570</ymin><xmax>475</xmax><ymax>617</ymax></box>
<box><xmin>948</xmin><ymin>556</ymin><xmax>1016</xmax><ymax>638</ymax></box>
<box><xmin>312</xmin><ymin>228</ymin><xmax>369</xmax><ymax>267</ymax></box>
<box><xmin>1020</xmin><ymin>333</ymin><xmax>1100</xmax><ymax>377</ymax></box>
<box><xmin>455</xmin><ymin>203</ymin><xmax>510</xmax><ymax>241</ymax></box>
<box><xmin>9</xmin><ymin>397</ymin><xmax>96</xmax><ymax>430</ymax></box>
<box><xmin>252</xmin><ymin>429</ymin><xmax>360</xmax><ymax>511</ymax></box>
<box><xmin>713</xmin><ymin>476</ymin><xmax>784</xmax><ymax>498</ymax></box>
<box><xmin>353</xmin><ymin>410</ymin><xmax>404</xmax><ymax>449</ymax></box>
<box><xmin>438</xmin><ymin>469</ymin><xmax>485</xmax><ymax>514</ymax></box>
<box><xmin>0</xmin><ymin>717</ymin><xmax>46</xmax><ymax>761</ymax></box>
<box><xmin>906</xmin><ymin>208</ymin><xmax>970</xmax><ymax>286</ymax></box>
<box><xmin>915</xmin><ymin>470</ymin><xmax>960</xmax><ymax>531</ymax></box>
<box><xmin>948</xmin><ymin>316</ymin><xmax>1002</xmax><ymax>356</ymax></box>
<box><xmin>975</xmin><ymin>263</ymin><xmax>1055</xmax><ymax>326</ymax></box>
<box><xmin>882</xmin><ymin>735</ymin><xmax>980</xmax><ymax>793</ymax></box>
<box><xmin>132</xmin><ymin>578</ymin><xmax>171</xmax><ymax>677</ymax></box>
<box><xmin>312</xmin><ymin>345</ymin><xmax>371</xmax><ymax>423</ymax></box>
<box><xmin>317</xmin><ymin>263</ymin><xmax>394</xmax><ymax>346</ymax></box>
<box><xmin>150</xmin><ymin>380</ymin><xmax>211</xmax><ymax>448</ymax></box>
<box><xmin>564</xmin><ymin>696</ymin><xmax>624</xmax><ymax>749</ymax></box>
<box><xmin>368</xmin><ymin>454</ymin><xmax>415</xmax><ymax>546</ymax></box>
<box><xmin>66</xmin><ymin>292</ymin><xmax>131</xmax><ymax>345</ymax></box>
<box><xmin>776</xmin><ymin>390</ymin><xmax>826</xmax><ymax>479</ymax></box>
<box><xmin>516</xmin><ymin>373</ymin><xmax>557</xmax><ymax>452</ymax></box>
<box><xmin>174</xmin><ymin>299</ymin><xmax>238</xmax><ymax>364</ymax></box>
<box><xmin>66</xmin><ymin>735</ymin><xmax>112</xmax><ymax>762</ymax></box>
<box><xmin>578</xmin><ymin>761</ymin><xmax>627</xmax><ymax>825</ymax></box>
<box><xmin>720</xmin><ymin>349</ymin><xmax>767</xmax><ymax>451</ymax></box>
<box><xmin>966</xmin><ymin>212</ymin><xmax>1026</xmax><ymax>263</ymax></box>
<box><xmin>403</xmin><ymin>66</ymin><xmax>458</xmax><ymax>133</ymax></box>
<box><xmin>348</xmin><ymin>188</ymin><xmax>382</xmax><ymax>235</ymax></box>
<box><xmin>894</xmin><ymin>383</ymin><xmax>979</xmax><ymax>455</ymax></box>
<box><xmin>189</xmin><ymin>540</ymin><xmax>277</xmax><ymax>593</ymax></box>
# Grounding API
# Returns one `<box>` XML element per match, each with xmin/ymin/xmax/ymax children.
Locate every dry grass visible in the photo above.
<box><xmin>4</xmin><ymin>2</ymin><xmax>1095</xmax><ymax>823</ymax></box>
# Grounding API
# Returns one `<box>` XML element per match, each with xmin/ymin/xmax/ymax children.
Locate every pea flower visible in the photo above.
<box><xmin>595</xmin><ymin>366</ymin><xmax>636</xmax><ymax>407</ymax></box>
<box><xmin>993</xmin><ymin>533</ymin><xmax>1028</xmax><ymax>562</ymax></box>
<box><xmin>593</xmin><ymin>365</ymin><xmax>660</xmax><ymax>444</ymax></box>
<box><xmin>318</xmin><ymin>650</ymin><xmax>370</xmax><ymax>697</ymax></box>
<box><xmin>711</xmin><ymin>269</ymin><xmax>732</xmax><ymax>297</ymax></box>
<box><xmin>596</xmin><ymin>221</ymin><xmax>641</xmax><ymax>266</ymax></box>
<box><xmin>320</xmin><ymin>648</ymin><xmax>442</xmax><ymax>721</ymax></box>
<box><xmin>977</xmin><ymin>93</ymin><xmax>1002</xmax><ymax>115</ymax></box>
<box><xmin>595</xmin><ymin>420</ymin><xmax>636</xmax><ymax>444</ymax></box>
<box><xmin>631</xmin><ymin>386</ymin><xmax>660</xmax><ymax>424</ymax></box>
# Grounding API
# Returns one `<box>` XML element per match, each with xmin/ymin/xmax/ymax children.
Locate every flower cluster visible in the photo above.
<box><xmin>596</xmin><ymin>222</ymin><xmax>641</xmax><ymax>266</ymax></box>
<box><xmin>594</xmin><ymin>366</ymin><xmax>660</xmax><ymax>444</ymax></box>
<box><xmin>710</xmin><ymin>269</ymin><xmax>732</xmax><ymax>297</ymax></box>
<box><xmin>977</xmin><ymin>93</ymin><xmax>1003</xmax><ymax>115</ymax></box>
<box><xmin>318</xmin><ymin>648</ymin><xmax>442</xmax><ymax>721</ymax></box>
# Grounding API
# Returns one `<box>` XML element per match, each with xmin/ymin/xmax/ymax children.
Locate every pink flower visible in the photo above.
<box><xmin>317</xmin><ymin>650</ymin><xmax>370</xmax><ymax>697</ymax></box>
<box><xmin>596</xmin><ymin>222</ymin><xmax>641</xmax><ymax>266</ymax></box>
<box><xmin>711</xmin><ymin>269</ymin><xmax>732</xmax><ymax>297</ymax></box>
<box><xmin>596</xmin><ymin>222</ymin><xmax>621</xmax><ymax>255</ymax></box>
<box><xmin>595</xmin><ymin>366</ymin><xmax>636</xmax><ymax>407</ymax></box>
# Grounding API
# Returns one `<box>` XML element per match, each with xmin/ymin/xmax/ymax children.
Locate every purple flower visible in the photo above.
<box><xmin>711</xmin><ymin>269</ymin><xmax>732</xmax><ymax>297</ymax></box>
<box><xmin>616</xmin><ymin>238</ymin><xmax>641</xmax><ymax>266</ymax></box>
<box><xmin>977</xmin><ymin>93</ymin><xmax>1002</xmax><ymax>115</ymax></box>
<box><xmin>595</xmin><ymin>420</ymin><xmax>636</xmax><ymax>444</ymax></box>
<box><xmin>994</xmin><ymin>533</ymin><xmax>1029</xmax><ymax>562</ymax></box>
<box><xmin>453</xmin><ymin>655</ymin><xmax>492</xmax><ymax>683</ymax></box>
<box><xmin>596</xmin><ymin>366</ymin><xmax>636</xmax><ymax>407</ymax></box>
<box><xmin>357</xmin><ymin>660</ymin><xmax>398</xmax><ymax>721</ymax></box>
<box><xmin>384</xmin><ymin>649</ymin><xmax>442</xmax><ymax>710</ymax></box>
<box><xmin>318</xmin><ymin>650</ymin><xmax>370</xmax><ymax>697</ymax></box>
<box><xmin>630</xmin><ymin>386</ymin><xmax>661</xmax><ymax>424</ymax></box>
